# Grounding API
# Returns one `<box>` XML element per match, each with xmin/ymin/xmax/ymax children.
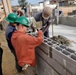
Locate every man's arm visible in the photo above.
<box><xmin>41</xmin><ymin>17</ymin><xmax>52</xmax><ymax>33</ymax></box>
<box><xmin>26</xmin><ymin>30</ymin><xmax>43</xmax><ymax>46</ymax></box>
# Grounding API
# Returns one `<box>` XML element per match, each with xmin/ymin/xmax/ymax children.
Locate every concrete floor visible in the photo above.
<box><xmin>49</xmin><ymin>24</ymin><xmax>76</xmax><ymax>51</ymax></box>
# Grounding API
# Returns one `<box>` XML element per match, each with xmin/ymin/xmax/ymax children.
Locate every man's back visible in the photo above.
<box><xmin>11</xmin><ymin>30</ymin><xmax>43</xmax><ymax>67</ymax></box>
<box><xmin>34</xmin><ymin>12</ymin><xmax>42</xmax><ymax>21</ymax></box>
<box><xmin>5</xmin><ymin>24</ymin><xmax>16</xmax><ymax>51</ymax></box>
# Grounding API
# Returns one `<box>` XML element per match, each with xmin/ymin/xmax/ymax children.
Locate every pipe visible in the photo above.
<box><xmin>6</xmin><ymin>0</ymin><xmax>12</xmax><ymax>13</ymax></box>
<box><xmin>0</xmin><ymin>13</ymin><xmax>5</xmax><ymax>22</ymax></box>
<box><xmin>2</xmin><ymin>0</ymin><xmax>9</xmax><ymax>16</ymax></box>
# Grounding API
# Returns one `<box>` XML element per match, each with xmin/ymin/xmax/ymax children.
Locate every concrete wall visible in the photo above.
<box><xmin>36</xmin><ymin>37</ymin><xmax>76</xmax><ymax>75</ymax></box>
<box><xmin>59</xmin><ymin>16</ymin><xmax>76</xmax><ymax>27</ymax></box>
<box><xmin>59</xmin><ymin>6</ymin><xmax>76</xmax><ymax>15</ymax></box>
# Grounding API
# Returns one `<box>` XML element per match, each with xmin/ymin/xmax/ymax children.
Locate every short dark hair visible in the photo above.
<box><xmin>14</xmin><ymin>22</ymin><xmax>19</xmax><ymax>26</ymax></box>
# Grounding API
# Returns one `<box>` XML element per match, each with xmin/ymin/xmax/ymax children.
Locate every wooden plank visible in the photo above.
<box><xmin>52</xmin><ymin>53</ymin><xmax>76</xmax><ymax>75</ymax></box>
<box><xmin>36</xmin><ymin>54</ymin><xmax>59</xmax><ymax>75</ymax></box>
<box><xmin>36</xmin><ymin>67</ymin><xmax>45</xmax><ymax>75</ymax></box>
<box><xmin>38</xmin><ymin>45</ymin><xmax>52</xmax><ymax>58</ymax></box>
<box><xmin>52</xmin><ymin>47</ymin><xmax>76</xmax><ymax>66</ymax></box>
<box><xmin>36</xmin><ymin>47</ymin><xmax>64</xmax><ymax>75</ymax></box>
<box><xmin>66</xmin><ymin>72</ymin><xmax>73</xmax><ymax>75</ymax></box>
<box><xmin>36</xmin><ymin>41</ymin><xmax>76</xmax><ymax>75</ymax></box>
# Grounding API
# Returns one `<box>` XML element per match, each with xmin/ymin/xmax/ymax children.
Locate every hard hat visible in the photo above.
<box><xmin>6</xmin><ymin>13</ymin><xmax>18</xmax><ymax>23</ymax></box>
<box><xmin>16</xmin><ymin>16</ymin><xmax>29</xmax><ymax>27</ymax></box>
<box><xmin>42</xmin><ymin>7</ymin><xmax>52</xmax><ymax>19</ymax></box>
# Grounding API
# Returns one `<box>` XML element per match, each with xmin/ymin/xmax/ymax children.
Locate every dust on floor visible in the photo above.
<box><xmin>0</xmin><ymin>30</ymin><xmax>18</xmax><ymax>75</ymax></box>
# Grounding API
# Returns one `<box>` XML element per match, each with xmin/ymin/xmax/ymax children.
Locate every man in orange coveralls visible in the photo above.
<box><xmin>11</xmin><ymin>16</ymin><xmax>43</xmax><ymax>75</ymax></box>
